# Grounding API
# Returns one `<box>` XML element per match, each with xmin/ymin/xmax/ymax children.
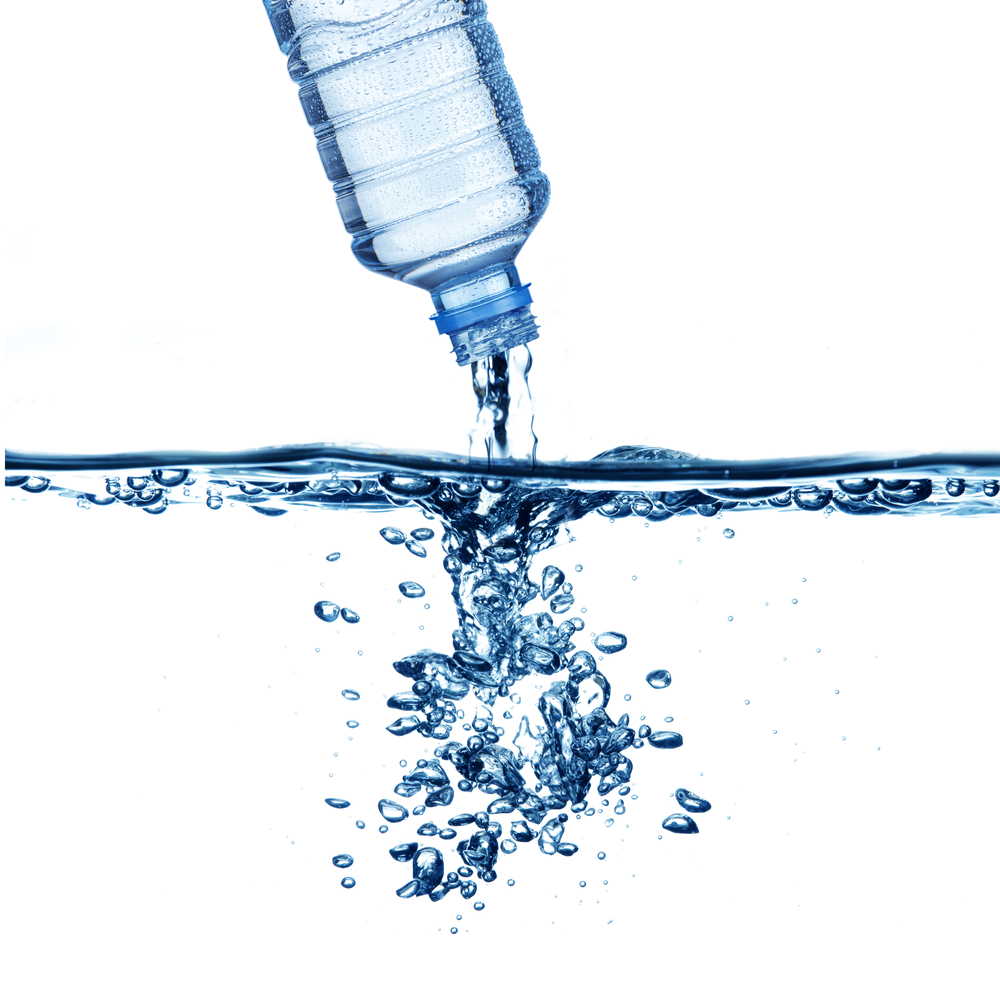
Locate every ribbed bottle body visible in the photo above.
<box><xmin>266</xmin><ymin>0</ymin><xmax>549</xmax><ymax>297</ymax></box>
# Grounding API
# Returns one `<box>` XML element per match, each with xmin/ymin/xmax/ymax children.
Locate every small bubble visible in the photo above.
<box><xmin>507</xmin><ymin>879</ymin><xmax>515</xmax><ymax>886</ymax></box>
<box><xmin>341</xmin><ymin>877</ymin><xmax>356</xmax><ymax>889</ymax></box>
<box><xmin>313</xmin><ymin>600</ymin><xmax>340</xmax><ymax>622</ymax></box>
<box><xmin>631</xmin><ymin>575</ymin><xmax>637</xmax><ymax>581</ymax></box>
<box><xmin>727</xmin><ymin>616</ymin><xmax>733</xmax><ymax>622</ymax></box>
<box><xmin>842</xmin><ymin>736</ymin><xmax>847</xmax><ymax>741</ymax></box>
<box><xmin>325</xmin><ymin>552</ymin><xmax>341</xmax><ymax>562</ymax></box>
<box><xmin>575</xmin><ymin>564</ymin><xmax>583</xmax><ymax>572</ymax></box>
<box><xmin>356</xmin><ymin>821</ymin><xmax>365</xmax><ymax>830</ymax></box>
<box><xmin>801</xmin><ymin>577</ymin><xmax>807</xmax><ymax>582</ymax></box>
<box><xmin>744</xmin><ymin>700</ymin><xmax>750</xmax><ymax>705</ymax></box>
<box><xmin>450</xmin><ymin>927</ymin><xmax>458</xmax><ymax>934</ymax></box>
<box><xmin>341</xmin><ymin>608</ymin><xmax>361</xmax><ymax>624</ymax></box>
<box><xmin>645</xmin><ymin>669</ymin><xmax>671</xmax><ymax>689</ymax></box>
<box><xmin>773</xmin><ymin>730</ymin><xmax>777</xmax><ymax>734</ymax></box>
<box><xmin>474</xmin><ymin>902</ymin><xmax>485</xmax><ymax>911</ymax></box>
<box><xmin>597</xmin><ymin>852</ymin><xmax>606</xmax><ymax>860</ymax></box>
<box><xmin>623</xmin><ymin>693</ymin><xmax>631</xmax><ymax>702</ymax></box>
<box><xmin>791</xmin><ymin>599</ymin><xmax>798</xmax><ymax>605</ymax></box>
<box><xmin>593</xmin><ymin>632</ymin><xmax>627</xmax><ymax>654</ymax></box>
<box><xmin>379</xmin><ymin>825</ymin><xmax>388</xmax><ymax>833</ymax></box>
<box><xmin>398</xmin><ymin>581</ymin><xmax>426</xmax><ymax>599</ymax></box>
<box><xmin>341</xmin><ymin>689</ymin><xmax>360</xmax><ymax>701</ymax></box>
<box><xmin>834</xmin><ymin>689</ymin><xmax>839</xmax><ymax>695</ymax></box>
<box><xmin>723</xmin><ymin>528</ymin><xmax>735</xmax><ymax>539</ymax></box>
<box><xmin>346</xmin><ymin>720</ymin><xmax>359</xmax><ymax>729</ymax></box>
<box><xmin>579</xmin><ymin>880</ymin><xmax>586</xmax><ymax>888</ymax></box>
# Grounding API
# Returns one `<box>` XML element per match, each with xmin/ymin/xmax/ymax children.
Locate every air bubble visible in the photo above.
<box><xmin>341</xmin><ymin>877</ymin><xmax>356</xmax><ymax>888</ymax></box>
<box><xmin>723</xmin><ymin>528</ymin><xmax>735</xmax><ymax>538</ymax></box>
<box><xmin>662</xmin><ymin>814</ymin><xmax>699</xmax><ymax>834</ymax></box>
<box><xmin>593</xmin><ymin>632</ymin><xmax>627</xmax><ymax>654</ymax></box>
<box><xmin>398</xmin><ymin>582</ymin><xmax>426</xmax><ymax>599</ymax></box>
<box><xmin>645</xmin><ymin>669</ymin><xmax>671</xmax><ymax>689</ymax></box>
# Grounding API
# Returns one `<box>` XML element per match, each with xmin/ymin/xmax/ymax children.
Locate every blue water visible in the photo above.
<box><xmin>7</xmin><ymin>444</ymin><xmax>999</xmax><ymax>909</ymax></box>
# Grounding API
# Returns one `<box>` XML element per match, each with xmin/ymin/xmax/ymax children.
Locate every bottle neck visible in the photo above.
<box><xmin>430</xmin><ymin>268</ymin><xmax>539</xmax><ymax>366</ymax></box>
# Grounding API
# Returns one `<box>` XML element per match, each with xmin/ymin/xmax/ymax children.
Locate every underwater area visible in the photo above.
<box><xmin>5</xmin><ymin>2</ymin><xmax>999</xmax><ymax>998</ymax></box>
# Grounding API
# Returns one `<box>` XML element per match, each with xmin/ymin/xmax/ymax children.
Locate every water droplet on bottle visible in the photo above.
<box><xmin>314</xmin><ymin>601</ymin><xmax>341</xmax><ymax>622</ymax></box>
<box><xmin>399</xmin><ymin>581</ymin><xmax>426</xmax><ymax>599</ymax></box>
<box><xmin>331</xmin><ymin>854</ymin><xmax>354</xmax><ymax>868</ymax></box>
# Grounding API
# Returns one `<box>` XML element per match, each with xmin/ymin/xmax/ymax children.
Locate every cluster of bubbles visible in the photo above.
<box><xmin>314</xmin><ymin>461</ymin><xmax>725</xmax><ymax>902</ymax></box>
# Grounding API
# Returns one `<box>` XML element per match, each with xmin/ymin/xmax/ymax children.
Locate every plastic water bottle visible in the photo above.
<box><xmin>263</xmin><ymin>0</ymin><xmax>550</xmax><ymax>365</ymax></box>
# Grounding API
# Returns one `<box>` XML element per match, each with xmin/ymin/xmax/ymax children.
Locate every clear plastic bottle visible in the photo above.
<box><xmin>263</xmin><ymin>0</ymin><xmax>550</xmax><ymax>364</ymax></box>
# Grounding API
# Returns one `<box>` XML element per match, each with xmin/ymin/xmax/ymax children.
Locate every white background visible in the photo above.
<box><xmin>3</xmin><ymin>2</ymin><xmax>999</xmax><ymax>997</ymax></box>
<box><xmin>4</xmin><ymin>0</ymin><xmax>998</xmax><ymax>459</ymax></box>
